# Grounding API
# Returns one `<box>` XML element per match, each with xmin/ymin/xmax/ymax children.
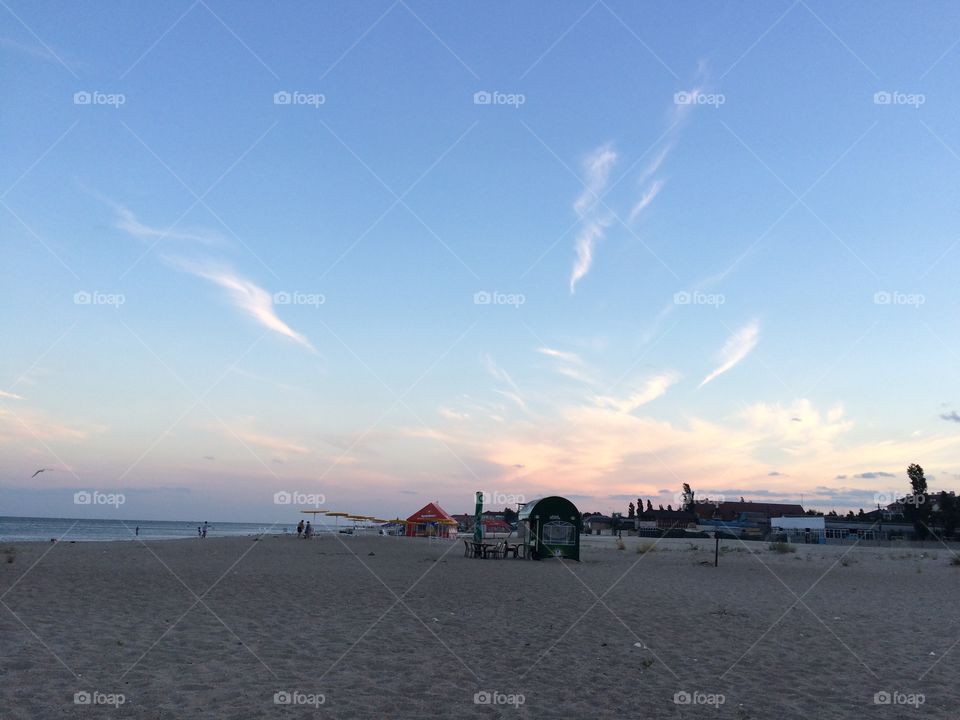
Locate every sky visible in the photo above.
<box><xmin>2</xmin><ymin>0</ymin><xmax>960</xmax><ymax>523</ymax></box>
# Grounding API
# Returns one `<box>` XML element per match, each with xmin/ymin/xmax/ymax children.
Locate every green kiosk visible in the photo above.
<box><xmin>518</xmin><ymin>496</ymin><xmax>581</xmax><ymax>561</ymax></box>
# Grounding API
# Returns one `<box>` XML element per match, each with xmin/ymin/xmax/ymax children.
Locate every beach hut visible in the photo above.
<box><xmin>405</xmin><ymin>502</ymin><xmax>456</xmax><ymax>538</ymax></box>
<box><xmin>518</xmin><ymin>496</ymin><xmax>581</xmax><ymax>560</ymax></box>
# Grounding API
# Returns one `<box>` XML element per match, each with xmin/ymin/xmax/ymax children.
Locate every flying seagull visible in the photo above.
<box><xmin>30</xmin><ymin>468</ymin><xmax>54</xmax><ymax>478</ymax></box>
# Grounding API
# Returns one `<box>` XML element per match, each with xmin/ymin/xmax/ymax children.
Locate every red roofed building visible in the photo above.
<box><xmin>406</xmin><ymin>502</ymin><xmax>457</xmax><ymax>538</ymax></box>
<box><xmin>694</xmin><ymin>501</ymin><xmax>805</xmax><ymax>522</ymax></box>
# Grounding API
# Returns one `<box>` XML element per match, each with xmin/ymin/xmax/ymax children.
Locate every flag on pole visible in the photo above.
<box><xmin>474</xmin><ymin>491</ymin><xmax>483</xmax><ymax>543</ymax></box>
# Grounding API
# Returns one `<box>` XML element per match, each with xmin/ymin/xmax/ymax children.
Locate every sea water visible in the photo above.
<box><xmin>0</xmin><ymin>516</ymin><xmax>301</xmax><ymax>542</ymax></box>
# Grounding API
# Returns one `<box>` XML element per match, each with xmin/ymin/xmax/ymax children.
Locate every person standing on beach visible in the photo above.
<box><xmin>297</xmin><ymin>519</ymin><xmax>304</xmax><ymax>537</ymax></box>
<box><xmin>201</xmin><ymin>522</ymin><xmax>208</xmax><ymax>539</ymax></box>
<box><xmin>135</xmin><ymin>526</ymin><xmax>139</xmax><ymax>537</ymax></box>
<box><xmin>198</xmin><ymin>526</ymin><xmax>202</xmax><ymax>538</ymax></box>
<box><xmin>304</xmin><ymin>521</ymin><xmax>312</xmax><ymax>539</ymax></box>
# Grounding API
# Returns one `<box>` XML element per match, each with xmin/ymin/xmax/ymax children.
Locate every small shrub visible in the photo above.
<box><xmin>637</xmin><ymin>542</ymin><xmax>656</xmax><ymax>555</ymax></box>
<box><xmin>768</xmin><ymin>541</ymin><xmax>795</xmax><ymax>554</ymax></box>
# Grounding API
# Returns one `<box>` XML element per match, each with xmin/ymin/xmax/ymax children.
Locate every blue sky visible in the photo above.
<box><xmin>2</xmin><ymin>0</ymin><xmax>960</xmax><ymax>522</ymax></box>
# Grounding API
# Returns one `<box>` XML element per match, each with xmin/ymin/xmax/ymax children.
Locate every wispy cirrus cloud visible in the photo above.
<box><xmin>628</xmin><ymin>178</ymin><xmax>664</xmax><ymax>222</ymax></box>
<box><xmin>536</xmin><ymin>347</ymin><xmax>582</xmax><ymax>365</ymax></box>
<box><xmin>0</xmin><ymin>405</ymin><xmax>97</xmax><ymax>444</ymax></box>
<box><xmin>573</xmin><ymin>144</ymin><xmax>617</xmax><ymax>217</ymax></box>
<box><xmin>569</xmin><ymin>145</ymin><xmax>617</xmax><ymax>293</ymax></box>
<box><xmin>167</xmin><ymin>257</ymin><xmax>314</xmax><ymax>351</ymax></box>
<box><xmin>537</xmin><ymin>346</ymin><xmax>595</xmax><ymax>385</ymax></box>
<box><xmin>214</xmin><ymin>418</ymin><xmax>310</xmax><ymax>458</ymax></box>
<box><xmin>594</xmin><ymin>371</ymin><xmax>680</xmax><ymax>413</ymax></box>
<box><xmin>483</xmin><ymin>354</ymin><xmax>527</xmax><ymax>411</ymax></box>
<box><xmin>637</xmin><ymin>144</ymin><xmax>672</xmax><ymax>186</ymax></box>
<box><xmin>569</xmin><ymin>219</ymin><xmax>610</xmax><ymax>294</ymax></box>
<box><xmin>0</xmin><ymin>390</ymin><xmax>24</xmax><ymax>400</ymax></box>
<box><xmin>699</xmin><ymin>320</ymin><xmax>760</xmax><ymax>389</ymax></box>
<box><xmin>110</xmin><ymin>199</ymin><xmax>222</xmax><ymax>246</ymax></box>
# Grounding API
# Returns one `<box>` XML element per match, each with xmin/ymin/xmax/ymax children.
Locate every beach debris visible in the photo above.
<box><xmin>3</xmin><ymin>548</ymin><xmax>14</xmax><ymax>564</ymax></box>
<box><xmin>368</xmin><ymin>552</ymin><xmax>375</xmax><ymax>556</ymax></box>
<box><xmin>640</xmin><ymin>659</ymin><xmax>654</xmax><ymax>669</ymax></box>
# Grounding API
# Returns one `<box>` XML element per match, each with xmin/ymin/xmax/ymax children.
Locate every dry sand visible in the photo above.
<box><xmin>1</xmin><ymin>533</ymin><xmax>958</xmax><ymax>719</ymax></box>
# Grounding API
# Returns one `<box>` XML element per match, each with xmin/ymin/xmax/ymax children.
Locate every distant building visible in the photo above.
<box><xmin>694</xmin><ymin>501</ymin><xmax>805</xmax><ymax>522</ymax></box>
<box><xmin>583</xmin><ymin>515</ymin><xmax>614</xmax><ymax>534</ymax></box>
<box><xmin>771</xmin><ymin>516</ymin><xmax>826</xmax><ymax>543</ymax></box>
<box><xmin>650</xmin><ymin>510</ymin><xmax>698</xmax><ymax>529</ymax></box>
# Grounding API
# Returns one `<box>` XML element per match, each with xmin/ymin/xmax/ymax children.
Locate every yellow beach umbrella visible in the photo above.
<box><xmin>325</xmin><ymin>511</ymin><xmax>348</xmax><ymax>530</ymax></box>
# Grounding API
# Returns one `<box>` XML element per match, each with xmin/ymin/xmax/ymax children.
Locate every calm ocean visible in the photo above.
<box><xmin>0</xmin><ymin>516</ymin><xmax>306</xmax><ymax>543</ymax></box>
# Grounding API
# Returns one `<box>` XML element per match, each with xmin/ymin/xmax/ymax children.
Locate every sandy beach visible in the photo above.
<box><xmin>2</xmin><ymin>533</ymin><xmax>959</xmax><ymax>719</ymax></box>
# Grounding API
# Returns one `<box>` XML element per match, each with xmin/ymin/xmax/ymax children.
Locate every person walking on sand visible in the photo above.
<box><xmin>297</xmin><ymin>519</ymin><xmax>304</xmax><ymax>538</ymax></box>
<box><xmin>304</xmin><ymin>521</ymin><xmax>313</xmax><ymax>539</ymax></box>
